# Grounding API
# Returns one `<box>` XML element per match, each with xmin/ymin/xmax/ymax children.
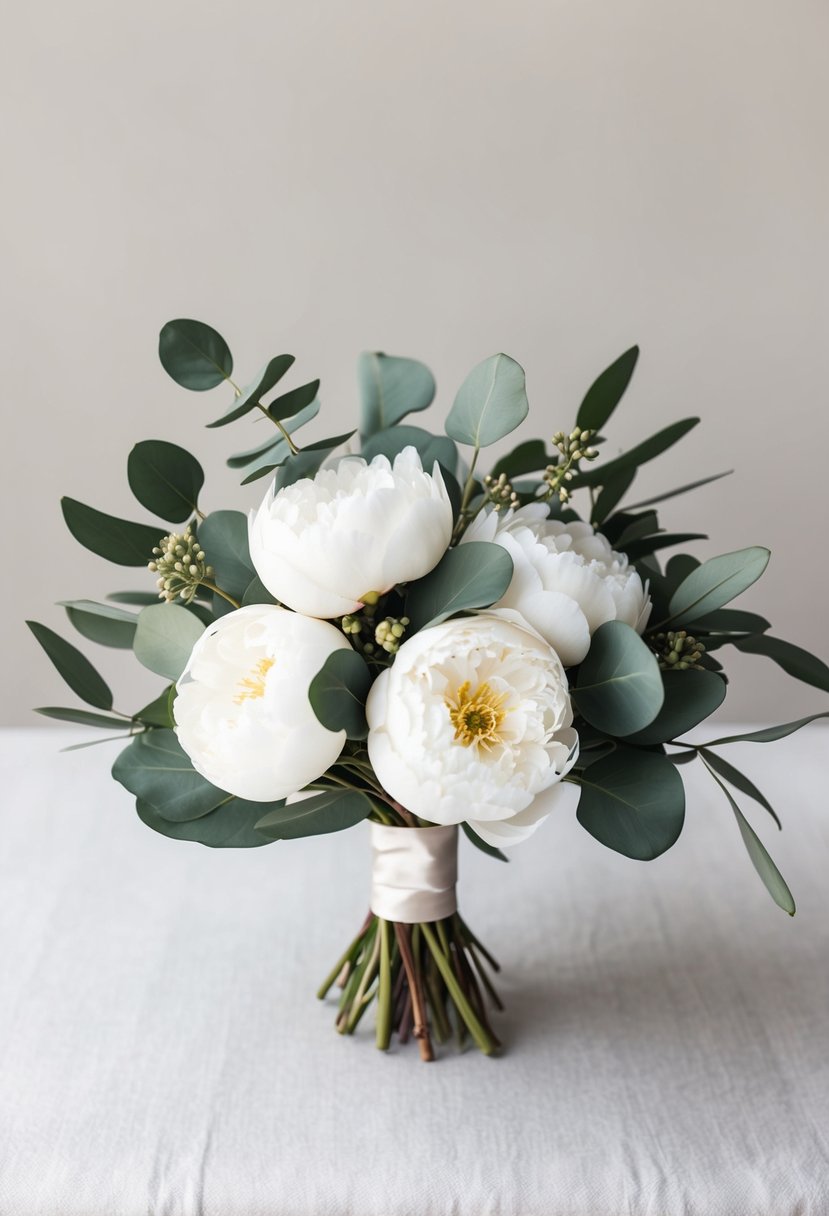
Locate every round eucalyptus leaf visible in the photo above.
<box><xmin>360</xmin><ymin>425</ymin><xmax>458</xmax><ymax>475</ymax></box>
<box><xmin>574</xmin><ymin>621</ymin><xmax>664</xmax><ymax>736</ymax></box>
<box><xmin>158</xmin><ymin>319</ymin><xmax>233</xmax><ymax>391</ymax></box>
<box><xmin>575</xmin><ymin>747</ymin><xmax>685</xmax><ymax>860</ymax></box>
<box><xmin>112</xmin><ymin>729</ymin><xmax>227</xmax><ymax>822</ymax></box>
<box><xmin>622</xmin><ymin>670</ymin><xmax>726</xmax><ymax>745</ymax></box>
<box><xmin>197</xmin><ymin>510</ymin><xmax>255</xmax><ymax>600</ymax></box>
<box><xmin>445</xmin><ymin>353</ymin><xmax>529</xmax><ymax>448</ymax></box>
<box><xmin>308</xmin><ymin>648</ymin><xmax>372</xmax><ymax>740</ymax></box>
<box><xmin>666</xmin><ymin>547</ymin><xmax>771</xmax><ymax>626</ymax></box>
<box><xmin>358</xmin><ymin>352</ymin><xmax>436</xmax><ymax>439</ymax></box>
<box><xmin>133</xmin><ymin>603</ymin><xmax>205</xmax><ymax>681</ymax></box>
<box><xmin>255</xmin><ymin>789</ymin><xmax>373</xmax><ymax>841</ymax></box>
<box><xmin>127</xmin><ymin>440</ymin><xmax>205</xmax><ymax>523</ymax></box>
<box><xmin>405</xmin><ymin>542</ymin><xmax>514</xmax><ymax>632</ymax></box>
<box><xmin>136</xmin><ymin>798</ymin><xmax>274</xmax><ymax>848</ymax></box>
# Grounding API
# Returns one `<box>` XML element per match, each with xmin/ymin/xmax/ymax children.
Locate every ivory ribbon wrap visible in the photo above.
<box><xmin>369</xmin><ymin>822</ymin><xmax>458</xmax><ymax>923</ymax></box>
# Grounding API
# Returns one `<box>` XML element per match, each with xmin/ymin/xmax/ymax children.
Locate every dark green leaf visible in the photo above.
<box><xmin>613</xmin><ymin>511</ymin><xmax>659</xmax><ymax>546</ymax></box>
<box><xmin>693</xmin><ymin>609</ymin><xmax>771</xmax><ymax>634</ymax></box>
<box><xmin>360</xmin><ymin>425</ymin><xmax>458</xmax><ymax>476</ymax></box>
<box><xmin>136</xmin><ymin>797</ymin><xmax>275</xmax><ymax>848</ymax></box>
<box><xmin>127</xmin><ymin>440</ymin><xmax>204</xmax><ymax>523</ymax></box>
<box><xmin>462</xmin><ymin>822</ymin><xmax>508</xmax><ymax>861</ymax></box>
<box><xmin>267</xmin><ymin>378</ymin><xmax>320</xmax><ymax>422</ymax></box>
<box><xmin>133</xmin><ymin>603</ymin><xmax>204</xmax><ymax>680</ymax></box>
<box><xmin>664</xmin><ymin>547</ymin><xmax>771</xmax><ymax>626</ymax></box>
<box><xmin>405</xmin><ymin>542</ymin><xmax>514</xmax><ymax>631</ymax></box>
<box><xmin>112</xmin><ymin>730</ymin><xmax>228</xmax><ymax>822</ymax></box>
<box><xmin>268</xmin><ymin>436</ymin><xmax>355</xmax><ymax>491</ymax></box>
<box><xmin>227</xmin><ymin>399</ymin><xmax>320</xmax><ymax>467</ymax></box>
<box><xmin>698</xmin><ymin>748</ymin><xmax>780</xmax><ymax>828</ymax></box>
<box><xmin>734</xmin><ymin>634</ymin><xmax>829</xmax><ymax>694</ymax></box>
<box><xmin>490</xmin><ymin>439</ymin><xmax>551</xmax><ymax>481</ymax></box>
<box><xmin>255</xmin><ymin>789</ymin><xmax>373</xmax><ymax>840</ymax></box>
<box><xmin>622</xmin><ymin>670</ymin><xmax>726</xmax><ymax>745</ymax></box>
<box><xmin>158</xmin><ymin>319</ymin><xmax>233</xmax><ymax>391</ymax></box>
<box><xmin>133</xmin><ymin>685</ymin><xmax>176</xmax><ymax>728</ymax></box>
<box><xmin>576</xmin><ymin>345</ymin><xmax>639</xmax><ymax>432</ymax></box>
<box><xmin>35</xmin><ymin>706</ymin><xmax>129</xmax><ymax>729</ymax></box>
<box><xmin>575</xmin><ymin>747</ymin><xmax>685</xmax><ymax>859</ymax></box>
<box><xmin>197</xmin><ymin>510</ymin><xmax>254</xmax><ymax>599</ymax></box>
<box><xmin>107</xmin><ymin>591</ymin><xmax>160</xmax><ymax>606</ymax></box>
<box><xmin>207</xmin><ymin>355</ymin><xmax>295</xmax><ymax>427</ymax></box>
<box><xmin>241</xmin><ymin>575</ymin><xmax>278</xmax><ymax>606</ymax></box>
<box><xmin>308</xmin><ymin>648</ymin><xmax>372</xmax><ymax>740</ymax></box>
<box><xmin>27</xmin><ymin>621</ymin><xmax>113</xmax><ymax>710</ymax></box>
<box><xmin>702</xmin><ymin>762</ymin><xmax>795</xmax><ymax>914</ymax></box>
<box><xmin>624</xmin><ymin>470</ymin><xmax>733</xmax><ymax>511</ymax></box>
<box><xmin>358</xmin><ymin>352</ymin><xmax>436</xmax><ymax>438</ymax></box>
<box><xmin>591</xmin><ymin>467</ymin><xmax>637</xmax><ymax>526</ymax></box>
<box><xmin>624</xmin><ymin>533</ymin><xmax>707</xmax><ymax>561</ymax></box>
<box><xmin>573</xmin><ymin>621</ymin><xmax>664</xmax><ymax>736</ymax></box>
<box><xmin>575</xmin><ymin>418</ymin><xmax>700</xmax><ymax>488</ymax></box>
<box><xmin>704</xmin><ymin>713</ymin><xmax>829</xmax><ymax>746</ymax></box>
<box><xmin>61</xmin><ymin>600</ymin><xmax>137</xmax><ymax>649</ymax></box>
<box><xmin>61</xmin><ymin>498</ymin><xmax>163</xmax><ymax>567</ymax></box>
<box><xmin>445</xmin><ymin>353</ymin><xmax>529</xmax><ymax>448</ymax></box>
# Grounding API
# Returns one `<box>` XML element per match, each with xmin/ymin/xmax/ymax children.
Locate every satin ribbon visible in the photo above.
<box><xmin>369</xmin><ymin>822</ymin><xmax>458</xmax><ymax>923</ymax></box>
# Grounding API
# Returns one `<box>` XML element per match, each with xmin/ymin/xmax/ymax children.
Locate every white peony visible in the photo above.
<box><xmin>174</xmin><ymin>604</ymin><xmax>350</xmax><ymax>801</ymax></box>
<box><xmin>463</xmin><ymin>504</ymin><xmax>651</xmax><ymax>666</ymax></box>
<box><xmin>366</xmin><ymin>611</ymin><xmax>578</xmax><ymax>847</ymax></box>
<box><xmin>249</xmin><ymin>446</ymin><xmax>453</xmax><ymax>619</ymax></box>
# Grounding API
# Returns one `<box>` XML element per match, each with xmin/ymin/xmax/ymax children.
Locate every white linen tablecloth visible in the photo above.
<box><xmin>1</xmin><ymin>725</ymin><xmax>828</xmax><ymax>1216</ymax></box>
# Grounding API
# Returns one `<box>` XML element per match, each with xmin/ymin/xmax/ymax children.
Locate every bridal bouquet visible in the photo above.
<box><xmin>29</xmin><ymin>320</ymin><xmax>828</xmax><ymax>1060</ymax></box>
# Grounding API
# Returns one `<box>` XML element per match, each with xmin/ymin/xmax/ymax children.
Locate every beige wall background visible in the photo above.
<box><xmin>1</xmin><ymin>0</ymin><xmax>827</xmax><ymax>727</ymax></box>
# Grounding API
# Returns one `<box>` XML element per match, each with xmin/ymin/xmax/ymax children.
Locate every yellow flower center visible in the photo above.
<box><xmin>446</xmin><ymin>680</ymin><xmax>508</xmax><ymax>750</ymax></box>
<box><xmin>234</xmin><ymin>656</ymin><xmax>275</xmax><ymax>704</ymax></box>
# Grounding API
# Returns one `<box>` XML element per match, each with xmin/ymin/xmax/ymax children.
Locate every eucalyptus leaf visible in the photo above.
<box><xmin>360</xmin><ymin>425</ymin><xmax>458</xmax><ymax>475</ymax></box>
<box><xmin>255</xmin><ymin>789</ymin><xmax>373</xmax><ymax>840</ymax></box>
<box><xmin>624</xmin><ymin>470</ymin><xmax>733</xmax><ymax>511</ymax></box>
<box><xmin>591</xmin><ymin>467</ymin><xmax>637</xmax><ymax>526</ymax></box>
<box><xmin>308</xmin><ymin>648</ymin><xmax>372</xmax><ymax>740</ymax></box>
<box><xmin>622</xmin><ymin>670</ymin><xmax>726</xmax><ymax>745</ymax></box>
<box><xmin>575</xmin><ymin>747</ymin><xmax>685</xmax><ymax>860</ymax></box>
<box><xmin>445</xmin><ymin>353</ymin><xmax>529</xmax><ymax>448</ymax></box>
<box><xmin>573</xmin><ymin>621</ymin><xmax>664</xmax><ymax>736</ymax></box>
<box><xmin>127</xmin><ymin>440</ymin><xmax>204</xmax><ymax>523</ymax></box>
<box><xmin>576</xmin><ymin>345</ymin><xmax>639</xmax><ymax>432</ymax></box>
<box><xmin>133</xmin><ymin>685</ymin><xmax>176</xmax><ymax>728</ymax></box>
<box><xmin>112</xmin><ymin>729</ymin><xmax>228</xmax><ymax>822</ymax></box>
<box><xmin>269</xmin><ymin>436</ymin><xmax>354</xmax><ymax>491</ymax></box>
<box><xmin>227</xmin><ymin>399</ymin><xmax>320</xmax><ymax>468</ymax></box>
<box><xmin>133</xmin><ymin>603</ymin><xmax>205</xmax><ymax>681</ymax></box>
<box><xmin>704</xmin><ymin>713</ymin><xmax>829</xmax><ymax>746</ymax></box>
<box><xmin>575</xmin><ymin>418</ymin><xmax>700</xmax><ymax>488</ymax></box>
<box><xmin>698</xmin><ymin>747</ymin><xmax>780</xmax><ymax>828</ymax></box>
<box><xmin>490</xmin><ymin>439</ymin><xmax>551</xmax><ymax>481</ymax></box>
<box><xmin>61</xmin><ymin>600</ymin><xmax>137</xmax><ymax>649</ymax></box>
<box><xmin>27</xmin><ymin>621</ymin><xmax>113</xmax><ymax>710</ymax></box>
<box><xmin>36</xmin><ymin>707</ymin><xmax>129</xmax><ymax>729</ymax></box>
<box><xmin>268</xmin><ymin>378</ymin><xmax>320</xmax><ymax>422</ymax></box>
<box><xmin>358</xmin><ymin>352</ymin><xmax>436</xmax><ymax>438</ymax></box>
<box><xmin>624</xmin><ymin>532</ymin><xmax>707</xmax><ymax>561</ymax></box>
<box><xmin>107</xmin><ymin>591</ymin><xmax>160</xmax><ymax>606</ymax></box>
<box><xmin>207</xmin><ymin>355</ymin><xmax>295</xmax><ymax>427</ymax></box>
<box><xmin>61</xmin><ymin>498</ymin><xmax>163</xmax><ymax>567</ymax></box>
<box><xmin>462</xmin><ymin>822</ymin><xmax>508</xmax><ymax>862</ymax></box>
<box><xmin>702</xmin><ymin>762</ymin><xmax>795</xmax><ymax>914</ymax></box>
<box><xmin>665</xmin><ymin>547</ymin><xmax>771</xmax><ymax>626</ymax></box>
<box><xmin>136</xmin><ymin>797</ymin><xmax>275</xmax><ymax>848</ymax></box>
<box><xmin>405</xmin><ymin>542</ymin><xmax>514</xmax><ymax>632</ymax></box>
<box><xmin>733</xmin><ymin>634</ymin><xmax>829</xmax><ymax>694</ymax></box>
<box><xmin>693</xmin><ymin>609</ymin><xmax>771</xmax><ymax>634</ymax></box>
<box><xmin>241</xmin><ymin>575</ymin><xmax>278</xmax><ymax>606</ymax></box>
<box><xmin>197</xmin><ymin>510</ymin><xmax>254</xmax><ymax>599</ymax></box>
<box><xmin>158</xmin><ymin>319</ymin><xmax>233</xmax><ymax>391</ymax></box>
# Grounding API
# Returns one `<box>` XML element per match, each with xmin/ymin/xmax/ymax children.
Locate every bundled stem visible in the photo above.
<box><xmin>318</xmin><ymin>911</ymin><xmax>502</xmax><ymax>1059</ymax></box>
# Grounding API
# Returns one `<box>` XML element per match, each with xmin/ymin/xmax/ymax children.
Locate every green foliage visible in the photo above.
<box><xmin>575</xmin><ymin>418</ymin><xmax>700</xmax><ymax>488</ymax></box>
<box><xmin>127</xmin><ymin>440</ymin><xmax>204</xmax><ymax>523</ymax></box>
<box><xmin>623</xmin><ymin>669</ymin><xmax>726</xmax><ymax>745</ymax></box>
<box><xmin>665</xmin><ymin>547</ymin><xmax>771</xmax><ymax>626</ymax></box>
<box><xmin>360</xmin><ymin>425</ymin><xmax>458</xmax><ymax>475</ymax></box>
<box><xmin>698</xmin><ymin>747</ymin><xmax>780</xmax><ymax>828</ymax></box>
<box><xmin>308</xmin><ymin>649</ymin><xmax>372</xmax><ymax>740</ymax></box>
<box><xmin>704</xmin><ymin>713</ymin><xmax>829</xmax><ymax>746</ymax></box>
<box><xmin>575</xmin><ymin>345</ymin><xmax>639</xmax><ymax>432</ymax></box>
<box><xmin>61</xmin><ymin>600</ymin><xmax>137</xmax><ymax>649</ymax></box>
<box><xmin>573</xmin><ymin>621</ymin><xmax>664</xmax><ymax>736</ymax></box>
<box><xmin>575</xmin><ymin>747</ymin><xmax>685</xmax><ymax>860</ymax></box>
<box><xmin>159</xmin><ymin>319</ymin><xmax>233</xmax><ymax>391</ymax></box>
<box><xmin>624</xmin><ymin>533</ymin><xmax>707</xmax><ymax>562</ymax></box>
<box><xmin>624</xmin><ymin>470</ymin><xmax>733</xmax><ymax>511</ymax></box>
<box><xmin>405</xmin><ymin>542</ymin><xmax>514</xmax><ymax>632</ymax></box>
<box><xmin>107</xmin><ymin>591</ymin><xmax>160</xmax><ymax>606</ymax></box>
<box><xmin>208</xmin><ymin>355</ymin><xmax>295</xmax><ymax>427</ymax></box>
<box><xmin>241</xmin><ymin>576</ymin><xmax>278</xmax><ymax>606</ymax></box>
<box><xmin>27</xmin><ymin>621</ymin><xmax>113</xmax><ymax>710</ymax></box>
<box><xmin>591</xmin><ymin>467</ymin><xmax>636</xmax><ymax>526</ymax></box>
<box><xmin>61</xmin><ymin>498</ymin><xmax>162</xmax><ymax>567</ymax></box>
<box><xmin>693</xmin><ymin>609</ymin><xmax>771</xmax><ymax>635</ymax></box>
<box><xmin>358</xmin><ymin>352</ymin><xmax>436</xmax><ymax>439</ymax></box>
<box><xmin>197</xmin><ymin>510</ymin><xmax>254</xmax><ymax>599</ymax></box>
<box><xmin>490</xmin><ymin>439</ymin><xmax>551</xmax><ymax>481</ymax></box>
<box><xmin>255</xmin><ymin>788</ymin><xmax>374</xmax><ymax>840</ymax></box>
<box><xmin>112</xmin><ymin>729</ymin><xmax>227</xmax><ymax>821</ymax></box>
<box><xmin>35</xmin><ymin>707</ymin><xmax>128</xmax><ymax>729</ymax></box>
<box><xmin>445</xmin><ymin>353</ymin><xmax>529</xmax><ymax>448</ymax></box>
<box><xmin>734</xmin><ymin>634</ymin><xmax>829</xmax><ymax>694</ymax></box>
<box><xmin>462</xmin><ymin>822</ymin><xmax>508</xmax><ymax>862</ymax></box>
<box><xmin>136</xmin><ymin>798</ymin><xmax>274</xmax><ymax>848</ymax></box>
<box><xmin>133</xmin><ymin>603</ymin><xmax>205</xmax><ymax>680</ymax></box>
<box><xmin>269</xmin><ymin>434</ymin><xmax>355</xmax><ymax>491</ymax></box>
<box><xmin>267</xmin><ymin>378</ymin><xmax>320</xmax><ymax>422</ymax></box>
<box><xmin>133</xmin><ymin>685</ymin><xmax>176</xmax><ymax>728</ymax></box>
<box><xmin>227</xmin><ymin>399</ymin><xmax>320</xmax><ymax>469</ymax></box>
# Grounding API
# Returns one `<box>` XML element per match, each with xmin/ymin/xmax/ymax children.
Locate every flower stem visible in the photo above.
<box><xmin>317</xmin><ymin>912</ymin><xmax>372</xmax><ymax>999</ymax></box>
<box><xmin>376</xmin><ymin>919</ymin><xmax>393</xmax><ymax>1051</ymax></box>
<box><xmin>394</xmin><ymin>922</ymin><xmax>434</xmax><ymax>1062</ymax></box>
<box><xmin>199</xmin><ymin>581</ymin><xmax>241</xmax><ymax>609</ymax></box>
<box><xmin>421</xmin><ymin>923</ymin><xmax>497</xmax><ymax>1056</ymax></box>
